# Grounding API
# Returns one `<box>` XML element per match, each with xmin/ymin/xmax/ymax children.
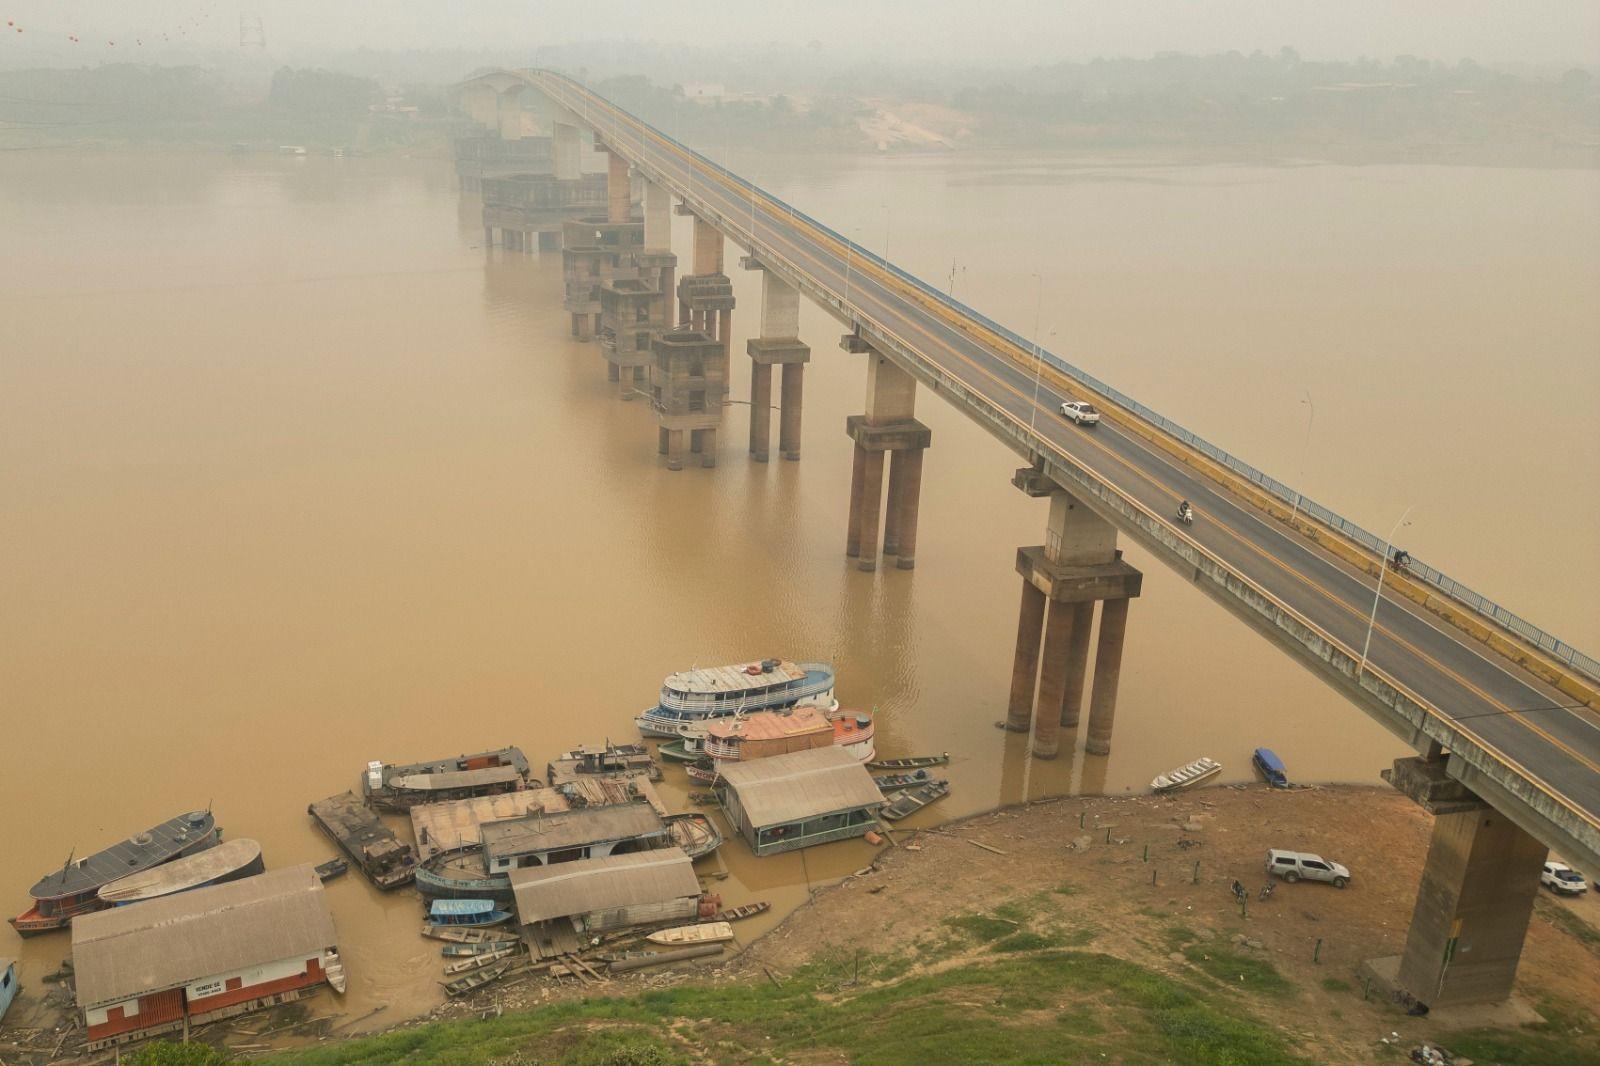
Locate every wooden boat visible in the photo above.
<box><xmin>873</xmin><ymin>770</ymin><xmax>933</xmax><ymax>792</ymax></box>
<box><xmin>646</xmin><ymin>921</ymin><xmax>733</xmax><ymax>946</ymax></box>
<box><xmin>686</xmin><ymin>791</ymin><xmax>719</xmax><ymax>806</ymax></box>
<box><xmin>880</xmin><ymin>780</ymin><xmax>950</xmax><ymax>822</ymax></box>
<box><xmin>415</xmin><ymin>846</ymin><xmax>513</xmax><ymax>904</ymax></box>
<box><xmin>309</xmin><ymin>792</ymin><xmax>416</xmax><ymax>890</ymax></box>
<box><xmin>657</xmin><ymin>740</ymin><xmax>699</xmax><ymax>763</ymax></box>
<box><xmin>665</xmin><ymin>813</ymin><xmax>724</xmax><ymax>860</ymax></box>
<box><xmin>684</xmin><ymin>760</ymin><xmax>720</xmax><ymax>784</ymax></box>
<box><xmin>867</xmin><ymin>754</ymin><xmax>950</xmax><ymax>771</ymax></box>
<box><xmin>712</xmin><ymin>901</ymin><xmax>770</xmax><ymax>922</ymax></box>
<box><xmin>636</xmin><ymin>659</ymin><xmax>837</xmax><ymax>738</ymax></box>
<box><xmin>11</xmin><ymin>811</ymin><xmax>219</xmax><ymax>936</ymax></box>
<box><xmin>596</xmin><ymin>948</ymin><xmax>657</xmax><ymax>965</ymax></box>
<box><xmin>322</xmin><ymin>951</ymin><xmax>348</xmax><ymax>995</ymax></box>
<box><xmin>428</xmin><ymin>899</ymin><xmax>511</xmax><ymax>927</ymax></box>
<box><xmin>443</xmin><ymin>945</ymin><xmax>520</xmax><ymax>975</ymax></box>
<box><xmin>363</xmin><ymin>747</ymin><xmax>533</xmax><ymax>812</ymax></box>
<box><xmin>314</xmin><ymin>857</ymin><xmax>349</xmax><ymax>882</ymax></box>
<box><xmin>423</xmin><ymin>925</ymin><xmax>519</xmax><ymax>944</ymax></box>
<box><xmin>444</xmin><ymin>959</ymin><xmax>513</xmax><ymax>996</ymax></box>
<box><xmin>98</xmin><ymin>838</ymin><xmax>264</xmax><ymax>906</ymax></box>
<box><xmin>1151</xmin><ymin>757</ymin><xmax>1222</xmax><ymax>793</ymax></box>
<box><xmin>701</xmin><ymin>707</ymin><xmax>875</xmax><ymax>771</ymax></box>
<box><xmin>442</xmin><ymin>941</ymin><xmax>513</xmax><ymax>957</ymax></box>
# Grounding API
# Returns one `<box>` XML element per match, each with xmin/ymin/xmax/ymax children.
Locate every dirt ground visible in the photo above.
<box><xmin>728</xmin><ymin>783</ymin><xmax>1600</xmax><ymax>1063</ymax></box>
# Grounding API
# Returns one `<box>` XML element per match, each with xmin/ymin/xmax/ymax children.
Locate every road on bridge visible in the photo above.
<box><xmin>535</xmin><ymin>73</ymin><xmax>1600</xmax><ymax>861</ymax></box>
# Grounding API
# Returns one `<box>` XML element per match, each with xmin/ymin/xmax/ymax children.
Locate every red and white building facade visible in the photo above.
<box><xmin>73</xmin><ymin>864</ymin><xmax>341</xmax><ymax>1050</ymax></box>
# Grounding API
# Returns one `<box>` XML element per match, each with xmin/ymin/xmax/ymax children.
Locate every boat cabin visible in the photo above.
<box><xmin>716</xmin><ymin>746</ymin><xmax>884</xmax><ymax>856</ymax></box>
<box><xmin>408</xmin><ymin>790</ymin><xmax>568</xmax><ymax>863</ymax></box>
<box><xmin>1252</xmin><ymin>748</ymin><xmax>1289</xmax><ymax>789</ymax></box>
<box><xmin>363</xmin><ymin>747</ymin><xmax>533</xmax><ymax>810</ymax></box>
<box><xmin>0</xmin><ymin>958</ymin><xmax>17</xmax><ymax>1026</ymax></box>
<box><xmin>479</xmin><ymin>804</ymin><xmax>668</xmax><ymax>873</ymax></box>
<box><xmin>71</xmin><ymin>865</ymin><xmax>341</xmax><ymax>1052</ymax></box>
<box><xmin>509</xmin><ymin>847</ymin><xmax>701</xmax><ymax>959</ymax></box>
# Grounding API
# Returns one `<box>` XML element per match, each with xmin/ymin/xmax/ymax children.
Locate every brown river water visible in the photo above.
<box><xmin>2</xmin><ymin>148</ymin><xmax>1596</xmax><ymax>1025</ymax></box>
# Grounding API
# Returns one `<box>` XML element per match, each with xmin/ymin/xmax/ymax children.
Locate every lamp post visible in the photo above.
<box><xmin>1290</xmin><ymin>391</ymin><xmax>1315</xmax><ymax>526</ymax></box>
<box><xmin>1027</xmin><ymin>273</ymin><xmax>1045</xmax><ymax>431</ymax></box>
<box><xmin>1359</xmin><ymin>505</ymin><xmax>1416</xmax><ymax>676</ymax></box>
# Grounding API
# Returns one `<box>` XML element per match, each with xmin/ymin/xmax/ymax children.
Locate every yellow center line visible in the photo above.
<box><xmin>554</xmin><ymin>79</ymin><xmax>1600</xmax><ymax>810</ymax></box>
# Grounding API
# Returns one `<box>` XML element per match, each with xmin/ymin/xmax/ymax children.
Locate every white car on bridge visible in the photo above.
<box><xmin>1541</xmin><ymin>861</ymin><xmax>1588</xmax><ymax>895</ymax></box>
<box><xmin>1060</xmin><ymin>400</ymin><xmax>1100</xmax><ymax>425</ymax></box>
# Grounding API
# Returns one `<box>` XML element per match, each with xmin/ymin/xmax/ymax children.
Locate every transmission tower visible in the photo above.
<box><xmin>239</xmin><ymin>13</ymin><xmax>266</xmax><ymax>50</ymax></box>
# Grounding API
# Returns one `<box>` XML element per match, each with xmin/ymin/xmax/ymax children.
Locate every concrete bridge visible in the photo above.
<box><xmin>454</xmin><ymin>69</ymin><xmax>1600</xmax><ymax>1008</ymax></box>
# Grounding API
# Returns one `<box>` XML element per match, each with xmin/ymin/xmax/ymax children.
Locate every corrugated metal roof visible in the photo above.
<box><xmin>509</xmin><ymin>848</ymin><xmax>700</xmax><ymax>924</ymax></box>
<box><xmin>72</xmin><ymin>865</ymin><xmax>336</xmax><ymax>1008</ymax></box>
<box><xmin>718</xmin><ymin>746</ymin><xmax>883</xmax><ymax>826</ymax></box>
<box><xmin>706</xmin><ymin>706</ymin><xmax>830</xmax><ymax>742</ymax></box>
<box><xmin>481</xmin><ymin>803</ymin><xmax>663</xmax><ymax>857</ymax></box>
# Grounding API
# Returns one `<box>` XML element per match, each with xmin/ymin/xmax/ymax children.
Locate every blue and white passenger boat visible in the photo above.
<box><xmin>635</xmin><ymin>658</ymin><xmax>836</xmax><ymax>738</ymax></box>
<box><xmin>428</xmin><ymin>898</ymin><xmax>512</xmax><ymax>928</ymax></box>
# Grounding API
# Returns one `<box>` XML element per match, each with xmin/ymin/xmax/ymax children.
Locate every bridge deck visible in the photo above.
<box><xmin>523</xmin><ymin>71</ymin><xmax>1600</xmax><ymax>870</ymax></box>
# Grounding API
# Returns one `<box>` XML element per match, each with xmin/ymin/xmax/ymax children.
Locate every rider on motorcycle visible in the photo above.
<box><xmin>1178</xmin><ymin>499</ymin><xmax>1193</xmax><ymax>521</ymax></box>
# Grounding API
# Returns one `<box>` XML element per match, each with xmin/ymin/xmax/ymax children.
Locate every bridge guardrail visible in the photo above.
<box><xmin>536</xmin><ymin>70</ymin><xmax>1599</xmax><ymax>689</ymax></box>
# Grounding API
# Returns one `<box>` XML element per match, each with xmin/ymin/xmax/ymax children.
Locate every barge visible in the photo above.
<box><xmin>635</xmin><ymin>659</ymin><xmax>836</xmax><ymax>738</ymax></box>
<box><xmin>546</xmin><ymin>743</ymin><xmax>660</xmax><ymax>786</ymax></box>
<box><xmin>98</xmin><ymin>838</ymin><xmax>264</xmax><ymax>906</ymax></box>
<box><xmin>362</xmin><ymin>746</ymin><xmax>533</xmax><ymax>811</ymax></box>
<box><xmin>308</xmin><ymin>792</ymin><xmax>417</xmax><ymax>890</ymax></box>
<box><xmin>10</xmin><ymin>811</ymin><xmax>218</xmax><ymax>936</ymax></box>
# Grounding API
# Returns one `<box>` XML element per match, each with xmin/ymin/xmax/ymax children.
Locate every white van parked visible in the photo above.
<box><xmin>1265</xmin><ymin>849</ymin><xmax>1351</xmax><ymax>888</ymax></box>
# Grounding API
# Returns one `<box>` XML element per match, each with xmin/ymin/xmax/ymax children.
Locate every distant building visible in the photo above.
<box><xmin>72</xmin><ymin>866</ymin><xmax>340</xmax><ymax>1051</ymax></box>
<box><xmin>509</xmin><ymin>847</ymin><xmax>702</xmax><ymax>958</ymax></box>
<box><xmin>717</xmin><ymin>745</ymin><xmax>884</xmax><ymax>856</ymax></box>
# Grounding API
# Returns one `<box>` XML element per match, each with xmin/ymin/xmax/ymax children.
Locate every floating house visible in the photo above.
<box><xmin>480</xmin><ymin>804</ymin><xmax>667</xmax><ymax>874</ymax></box>
<box><xmin>717</xmin><ymin>746</ymin><xmax>884</xmax><ymax>856</ymax></box>
<box><xmin>409</xmin><ymin>790</ymin><xmax>569</xmax><ymax>863</ymax></box>
<box><xmin>509</xmin><ymin>847</ymin><xmax>701</xmax><ymax>959</ymax></box>
<box><xmin>72</xmin><ymin>865</ymin><xmax>341</xmax><ymax>1051</ymax></box>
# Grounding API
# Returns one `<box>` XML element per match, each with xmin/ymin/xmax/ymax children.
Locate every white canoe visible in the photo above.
<box><xmin>1151</xmin><ymin>757</ymin><xmax>1222</xmax><ymax>793</ymax></box>
<box><xmin>646</xmin><ymin>921</ymin><xmax>733</xmax><ymax>947</ymax></box>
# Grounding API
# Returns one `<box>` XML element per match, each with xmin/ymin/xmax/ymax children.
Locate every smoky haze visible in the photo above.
<box><xmin>2</xmin><ymin>0</ymin><xmax>1598</xmax><ymax>69</ymax></box>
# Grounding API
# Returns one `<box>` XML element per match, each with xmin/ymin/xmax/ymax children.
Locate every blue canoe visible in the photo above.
<box><xmin>1251</xmin><ymin>747</ymin><xmax>1289</xmax><ymax>789</ymax></box>
<box><xmin>429</xmin><ymin>899</ymin><xmax>512</xmax><ymax>927</ymax></box>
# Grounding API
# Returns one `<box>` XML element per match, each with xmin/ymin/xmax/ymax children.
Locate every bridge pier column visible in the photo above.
<box><xmin>841</xmin><ymin>338</ymin><xmax>931</xmax><ymax>572</ymax></box>
<box><xmin>665</xmin><ymin>429</ymin><xmax>685</xmax><ymax>471</ymax></box>
<box><xmin>741</xmin><ymin>258</ymin><xmax>810</xmax><ymax>465</ymax></box>
<box><xmin>552</xmin><ymin>119</ymin><xmax>581</xmax><ymax>181</ymax></box>
<box><xmin>1004</xmin><ymin>467</ymin><xmax>1142</xmax><ymax>757</ymax></box>
<box><xmin>604</xmin><ymin>149</ymin><xmax>630</xmax><ymax>224</ymax></box>
<box><xmin>1375</xmin><ymin>757</ymin><xmax>1548</xmax><ymax>1007</ymax></box>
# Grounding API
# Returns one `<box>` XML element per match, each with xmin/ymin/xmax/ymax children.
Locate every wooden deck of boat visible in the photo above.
<box><xmin>559</xmin><ymin>777</ymin><xmax>668</xmax><ymax>817</ymax></box>
<box><xmin>410</xmin><ymin>790</ymin><xmax>570</xmax><ymax>862</ymax></box>
<box><xmin>665</xmin><ymin>661</ymin><xmax>804</xmax><ymax>695</ymax></box>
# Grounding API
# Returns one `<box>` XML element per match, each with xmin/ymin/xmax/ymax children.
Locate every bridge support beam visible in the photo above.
<box><xmin>604</xmin><ymin>149</ymin><xmax>630</xmax><ymax>224</ymax></box>
<box><xmin>741</xmin><ymin>258</ymin><xmax>810</xmax><ymax>463</ymax></box>
<box><xmin>1372</xmin><ymin>757</ymin><xmax>1548</xmax><ymax>1007</ymax></box>
<box><xmin>552</xmin><ymin>119</ymin><xmax>581</xmax><ymax>181</ymax></box>
<box><xmin>1004</xmin><ymin>468</ymin><xmax>1142</xmax><ymax>758</ymax></box>
<box><xmin>842</xmin><ymin>337</ymin><xmax>930</xmax><ymax>571</ymax></box>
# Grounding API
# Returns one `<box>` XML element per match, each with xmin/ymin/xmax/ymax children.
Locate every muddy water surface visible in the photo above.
<box><xmin>2</xmin><ymin>148</ymin><xmax>1595</xmax><ymax>1025</ymax></box>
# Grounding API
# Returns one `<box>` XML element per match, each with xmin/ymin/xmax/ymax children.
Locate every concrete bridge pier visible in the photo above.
<box><xmin>740</xmin><ymin>257</ymin><xmax>810</xmax><ymax>462</ymax></box>
<box><xmin>841</xmin><ymin>337</ymin><xmax>931</xmax><ymax>571</ymax></box>
<box><xmin>552</xmin><ymin>117</ymin><xmax>581</xmax><ymax>181</ymax></box>
<box><xmin>1004</xmin><ymin>469</ymin><xmax>1142</xmax><ymax>758</ymax></box>
<box><xmin>1378</xmin><ymin>757</ymin><xmax>1549</xmax><ymax>1007</ymax></box>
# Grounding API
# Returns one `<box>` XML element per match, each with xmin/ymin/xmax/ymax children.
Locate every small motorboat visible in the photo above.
<box><xmin>313</xmin><ymin>858</ymin><xmax>349</xmax><ymax>883</ymax></box>
<box><xmin>443</xmin><ymin>944</ymin><xmax>520</xmax><ymax>975</ymax></box>
<box><xmin>657</xmin><ymin>740</ymin><xmax>700</xmax><ymax>764</ymax></box>
<box><xmin>423</xmin><ymin>925</ymin><xmax>520</xmax><ymax>944</ymax></box>
<box><xmin>646</xmin><ymin>921</ymin><xmax>733</xmax><ymax>946</ymax></box>
<box><xmin>1251</xmin><ymin>747</ymin><xmax>1289</xmax><ymax>788</ymax></box>
<box><xmin>444</xmin><ymin>959</ymin><xmax>514</xmax><ymax>997</ymax></box>
<box><xmin>868</xmin><ymin>754</ymin><xmax>950</xmax><ymax>771</ymax></box>
<box><xmin>712</xmin><ymin>901</ymin><xmax>770</xmax><ymax>922</ymax></box>
<box><xmin>442</xmin><ymin>941</ymin><xmax>512</xmax><ymax>957</ymax></box>
<box><xmin>665</xmin><ymin>813</ymin><xmax>725</xmax><ymax>860</ymax></box>
<box><xmin>873</xmin><ymin>769</ymin><xmax>932</xmax><ymax>792</ymax></box>
<box><xmin>880</xmin><ymin>780</ymin><xmax>950</xmax><ymax>821</ymax></box>
<box><xmin>322</xmin><ymin>951</ymin><xmax>347</xmax><ymax>994</ymax></box>
<box><xmin>1151</xmin><ymin>757</ymin><xmax>1223</xmax><ymax>793</ymax></box>
<box><xmin>429</xmin><ymin>899</ymin><xmax>511</xmax><ymax>928</ymax></box>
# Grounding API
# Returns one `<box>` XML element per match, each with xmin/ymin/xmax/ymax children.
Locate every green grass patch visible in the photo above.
<box><xmin>1163</xmin><ymin>924</ymin><xmax>1201</xmax><ymax>951</ymax></box>
<box><xmin>993</xmin><ymin>930</ymin><xmax>1063</xmax><ymax>953</ymax></box>
<box><xmin>268</xmin><ymin>951</ymin><xmax>1310</xmax><ymax>1066</ymax></box>
<box><xmin>1182</xmin><ymin>943</ymin><xmax>1296</xmax><ymax>999</ymax></box>
<box><xmin>942</xmin><ymin>913</ymin><xmax>1020</xmax><ymax>943</ymax></box>
<box><xmin>1536</xmin><ymin>896</ymin><xmax>1600</xmax><ymax>956</ymax></box>
<box><xmin>1053</xmin><ymin>881</ymin><xmax>1082</xmax><ymax>896</ymax></box>
<box><xmin>1319</xmin><ymin>977</ymin><xmax>1352</xmax><ymax>994</ymax></box>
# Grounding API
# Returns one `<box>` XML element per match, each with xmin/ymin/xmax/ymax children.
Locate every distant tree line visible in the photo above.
<box><xmin>268</xmin><ymin>67</ymin><xmax>379</xmax><ymax>117</ymax></box>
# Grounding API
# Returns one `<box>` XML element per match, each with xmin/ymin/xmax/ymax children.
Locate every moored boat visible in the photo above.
<box><xmin>415</xmin><ymin>846</ymin><xmax>514</xmax><ymax>904</ymax></box>
<box><xmin>657</xmin><ymin>740</ymin><xmax>701</xmax><ymax>763</ymax></box>
<box><xmin>547</xmin><ymin>743</ymin><xmax>659</xmax><ymax>784</ymax></box>
<box><xmin>701</xmin><ymin>706</ymin><xmax>875</xmax><ymax>771</ymax></box>
<box><xmin>444</xmin><ymin>959</ymin><xmax>513</xmax><ymax>996</ymax></box>
<box><xmin>428</xmin><ymin>899</ymin><xmax>512</xmax><ymax>928</ymax></box>
<box><xmin>11</xmin><ymin>810</ymin><xmax>219</xmax><ymax>936</ymax></box>
<box><xmin>684</xmin><ymin>759</ymin><xmax>720</xmax><ymax>784</ymax></box>
<box><xmin>664</xmin><ymin>812</ymin><xmax>725</xmax><ymax>860</ymax></box>
<box><xmin>364</xmin><ymin>747</ymin><xmax>533</xmax><ymax>811</ymax></box>
<box><xmin>636</xmin><ymin>659</ymin><xmax>836</xmax><ymax>738</ymax></box>
<box><xmin>1151</xmin><ymin>757</ymin><xmax>1222</xmax><ymax>793</ymax></box>
<box><xmin>873</xmin><ymin>770</ymin><xmax>933</xmax><ymax>792</ymax></box>
<box><xmin>309</xmin><ymin>792</ymin><xmax>416</xmax><ymax>890</ymax></box>
<box><xmin>314</xmin><ymin>857</ymin><xmax>349</xmax><ymax>882</ymax></box>
<box><xmin>97</xmin><ymin>837</ymin><xmax>264</xmax><ymax>906</ymax></box>
<box><xmin>1251</xmin><ymin>748</ymin><xmax>1289</xmax><ymax>789</ymax></box>
<box><xmin>712</xmin><ymin>901</ymin><xmax>770</xmax><ymax>922</ymax></box>
<box><xmin>442</xmin><ymin>941</ymin><xmax>513</xmax><ymax>957</ymax></box>
<box><xmin>646</xmin><ymin>920</ymin><xmax>733</xmax><ymax>946</ymax></box>
<box><xmin>868</xmin><ymin>754</ymin><xmax>950</xmax><ymax>771</ymax></box>
<box><xmin>423</xmin><ymin>925</ymin><xmax>519</xmax><ymax>944</ymax></box>
<box><xmin>880</xmin><ymin>781</ymin><xmax>950</xmax><ymax>822</ymax></box>
<box><xmin>443</xmin><ymin>944</ymin><xmax>521</xmax><ymax>975</ymax></box>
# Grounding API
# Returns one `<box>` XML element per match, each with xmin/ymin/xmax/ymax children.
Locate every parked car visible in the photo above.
<box><xmin>1541</xmin><ymin>862</ymin><xmax>1588</xmax><ymax>895</ymax></box>
<box><xmin>1265</xmin><ymin>849</ymin><xmax>1350</xmax><ymax>888</ymax></box>
<box><xmin>1060</xmin><ymin>400</ymin><xmax>1100</xmax><ymax>425</ymax></box>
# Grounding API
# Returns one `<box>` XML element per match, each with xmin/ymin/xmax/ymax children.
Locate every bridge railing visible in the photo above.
<box><xmin>536</xmin><ymin>70</ymin><xmax>1600</xmax><ymax>687</ymax></box>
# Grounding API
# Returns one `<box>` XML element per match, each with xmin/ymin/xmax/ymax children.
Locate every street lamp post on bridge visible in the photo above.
<box><xmin>1359</xmin><ymin>504</ymin><xmax>1417</xmax><ymax>676</ymax></box>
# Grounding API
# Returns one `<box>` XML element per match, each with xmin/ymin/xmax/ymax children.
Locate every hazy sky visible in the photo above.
<box><xmin>4</xmin><ymin>1</ymin><xmax>1597</xmax><ymax>67</ymax></box>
